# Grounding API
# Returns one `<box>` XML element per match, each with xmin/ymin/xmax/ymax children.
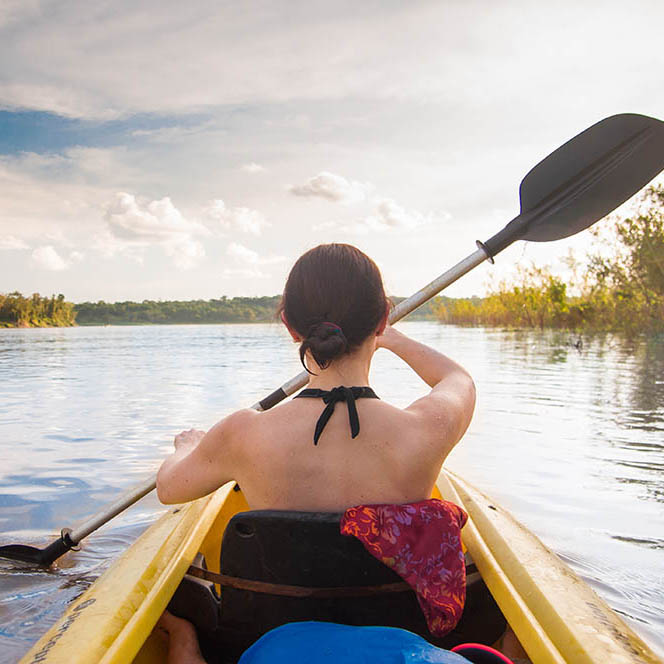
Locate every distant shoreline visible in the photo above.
<box><xmin>1</xmin><ymin>294</ymin><xmax>443</xmax><ymax>328</ymax></box>
<box><xmin>1</xmin><ymin>314</ymin><xmax>440</xmax><ymax>328</ymax></box>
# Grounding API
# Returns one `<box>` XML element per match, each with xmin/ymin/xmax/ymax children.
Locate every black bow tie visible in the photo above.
<box><xmin>294</xmin><ymin>386</ymin><xmax>380</xmax><ymax>445</ymax></box>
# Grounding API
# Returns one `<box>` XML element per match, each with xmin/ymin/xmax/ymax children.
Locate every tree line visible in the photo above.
<box><xmin>0</xmin><ymin>293</ymin><xmax>443</xmax><ymax>328</ymax></box>
<box><xmin>437</xmin><ymin>185</ymin><xmax>664</xmax><ymax>335</ymax></box>
<box><xmin>73</xmin><ymin>296</ymin><xmax>282</xmax><ymax>325</ymax></box>
<box><xmin>72</xmin><ymin>296</ymin><xmax>441</xmax><ymax>325</ymax></box>
<box><xmin>0</xmin><ymin>292</ymin><xmax>76</xmax><ymax>327</ymax></box>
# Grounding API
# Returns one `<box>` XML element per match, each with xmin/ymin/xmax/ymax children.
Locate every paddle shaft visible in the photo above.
<box><xmin>68</xmin><ymin>476</ymin><xmax>157</xmax><ymax>544</ymax></box>
<box><xmin>7</xmin><ymin>113</ymin><xmax>662</xmax><ymax>564</ymax></box>
<box><xmin>67</xmin><ymin>244</ymin><xmax>489</xmax><ymax>545</ymax></box>
<box><xmin>0</xmin><ymin>242</ymin><xmax>490</xmax><ymax>564</ymax></box>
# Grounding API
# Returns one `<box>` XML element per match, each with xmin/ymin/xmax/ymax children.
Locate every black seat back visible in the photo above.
<box><xmin>215</xmin><ymin>510</ymin><xmax>506</xmax><ymax>661</ymax></box>
<box><xmin>217</xmin><ymin>510</ymin><xmax>431</xmax><ymax>656</ymax></box>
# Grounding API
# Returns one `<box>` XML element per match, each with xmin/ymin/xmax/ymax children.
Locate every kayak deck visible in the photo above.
<box><xmin>19</xmin><ymin>471</ymin><xmax>660</xmax><ymax>664</ymax></box>
<box><xmin>440</xmin><ymin>472</ymin><xmax>659</xmax><ymax>664</ymax></box>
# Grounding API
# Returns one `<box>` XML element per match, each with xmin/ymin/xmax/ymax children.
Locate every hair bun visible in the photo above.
<box><xmin>300</xmin><ymin>321</ymin><xmax>348</xmax><ymax>371</ymax></box>
<box><xmin>280</xmin><ymin>244</ymin><xmax>388</xmax><ymax>374</ymax></box>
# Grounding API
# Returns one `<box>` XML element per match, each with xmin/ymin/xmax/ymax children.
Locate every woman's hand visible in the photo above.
<box><xmin>375</xmin><ymin>324</ymin><xmax>404</xmax><ymax>350</ymax></box>
<box><xmin>173</xmin><ymin>428</ymin><xmax>206</xmax><ymax>451</ymax></box>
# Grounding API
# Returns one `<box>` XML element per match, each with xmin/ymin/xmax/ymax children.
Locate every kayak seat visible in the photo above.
<box><xmin>169</xmin><ymin>510</ymin><xmax>506</xmax><ymax>663</ymax></box>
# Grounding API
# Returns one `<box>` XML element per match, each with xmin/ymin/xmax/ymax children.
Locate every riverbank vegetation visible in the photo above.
<box><xmin>437</xmin><ymin>185</ymin><xmax>664</xmax><ymax>335</ymax></box>
<box><xmin>0</xmin><ymin>292</ymin><xmax>76</xmax><ymax>327</ymax></box>
<box><xmin>0</xmin><ymin>294</ymin><xmax>442</xmax><ymax>328</ymax></box>
<box><xmin>74</xmin><ymin>296</ymin><xmax>281</xmax><ymax>325</ymax></box>
<box><xmin>72</xmin><ymin>296</ymin><xmax>441</xmax><ymax>325</ymax></box>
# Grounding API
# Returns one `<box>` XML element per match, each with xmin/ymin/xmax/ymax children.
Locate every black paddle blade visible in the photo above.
<box><xmin>0</xmin><ymin>544</ymin><xmax>50</xmax><ymax>565</ymax></box>
<box><xmin>482</xmin><ymin>113</ymin><xmax>664</xmax><ymax>257</ymax></box>
<box><xmin>0</xmin><ymin>533</ymin><xmax>74</xmax><ymax>566</ymax></box>
<box><xmin>521</xmin><ymin>113</ymin><xmax>664</xmax><ymax>241</ymax></box>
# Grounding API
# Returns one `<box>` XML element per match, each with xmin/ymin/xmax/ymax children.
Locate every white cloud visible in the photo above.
<box><xmin>1</xmin><ymin>3</ymin><xmax>660</xmax><ymax>121</ymax></box>
<box><xmin>0</xmin><ymin>235</ymin><xmax>29</xmax><ymax>250</ymax></box>
<box><xmin>204</xmin><ymin>200</ymin><xmax>268</xmax><ymax>236</ymax></box>
<box><xmin>105</xmin><ymin>193</ymin><xmax>197</xmax><ymax>242</ymax></box>
<box><xmin>241</xmin><ymin>162</ymin><xmax>266</xmax><ymax>174</ymax></box>
<box><xmin>30</xmin><ymin>245</ymin><xmax>69</xmax><ymax>271</ymax></box>
<box><xmin>0</xmin><ymin>147</ymin><xmax>149</xmax><ymax>261</ymax></box>
<box><xmin>289</xmin><ymin>172</ymin><xmax>443</xmax><ymax>233</ymax></box>
<box><xmin>365</xmin><ymin>197</ymin><xmax>437</xmax><ymax>231</ymax></box>
<box><xmin>226</xmin><ymin>242</ymin><xmax>286</xmax><ymax>269</ymax></box>
<box><xmin>102</xmin><ymin>192</ymin><xmax>207</xmax><ymax>269</ymax></box>
<box><xmin>227</xmin><ymin>242</ymin><xmax>260</xmax><ymax>264</ymax></box>
<box><xmin>290</xmin><ymin>172</ymin><xmax>439</xmax><ymax>231</ymax></box>
<box><xmin>224</xmin><ymin>243</ymin><xmax>274</xmax><ymax>278</ymax></box>
<box><xmin>164</xmin><ymin>237</ymin><xmax>205</xmax><ymax>270</ymax></box>
<box><xmin>289</xmin><ymin>172</ymin><xmax>373</xmax><ymax>205</ymax></box>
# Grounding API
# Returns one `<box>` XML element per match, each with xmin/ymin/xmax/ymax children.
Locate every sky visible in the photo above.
<box><xmin>0</xmin><ymin>0</ymin><xmax>663</xmax><ymax>303</ymax></box>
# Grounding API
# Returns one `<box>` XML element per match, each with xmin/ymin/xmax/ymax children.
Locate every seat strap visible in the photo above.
<box><xmin>186</xmin><ymin>564</ymin><xmax>410</xmax><ymax>598</ymax></box>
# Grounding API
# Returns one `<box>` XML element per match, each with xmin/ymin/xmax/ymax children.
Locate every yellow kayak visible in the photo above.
<box><xmin>19</xmin><ymin>471</ymin><xmax>660</xmax><ymax>664</ymax></box>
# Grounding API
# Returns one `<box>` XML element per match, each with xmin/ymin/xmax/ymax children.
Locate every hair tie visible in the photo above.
<box><xmin>321</xmin><ymin>322</ymin><xmax>343</xmax><ymax>335</ymax></box>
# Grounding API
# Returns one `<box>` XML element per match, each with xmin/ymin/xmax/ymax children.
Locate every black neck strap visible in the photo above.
<box><xmin>294</xmin><ymin>386</ymin><xmax>379</xmax><ymax>445</ymax></box>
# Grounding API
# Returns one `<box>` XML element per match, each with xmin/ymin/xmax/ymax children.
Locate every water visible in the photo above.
<box><xmin>0</xmin><ymin>323</ymin><xmax>662</xmax><ymax>661</ymax></box>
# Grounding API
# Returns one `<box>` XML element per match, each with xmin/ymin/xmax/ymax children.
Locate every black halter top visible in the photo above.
<box><xmin>294</xmin><ymin>386</ymin><xmax>379</xmax><ymax>445</ymax></box>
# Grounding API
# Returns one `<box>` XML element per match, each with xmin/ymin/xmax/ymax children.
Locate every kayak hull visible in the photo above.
<box><xmin>19</xmin><ymin>472</ymin><xmax>660</xmax><ymax>664</ymax></box>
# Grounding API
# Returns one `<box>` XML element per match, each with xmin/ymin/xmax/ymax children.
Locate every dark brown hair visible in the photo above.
<box><xmin>280</xmin><ymin>244</ymin><xmax>389</xmax><ymax>373</ymax></box>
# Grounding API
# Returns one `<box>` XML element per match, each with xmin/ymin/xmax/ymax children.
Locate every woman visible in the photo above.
<box><xmin>155</xmin><ymin>243</ymin><xmax>476</xmax><ymax>663</ymax></box>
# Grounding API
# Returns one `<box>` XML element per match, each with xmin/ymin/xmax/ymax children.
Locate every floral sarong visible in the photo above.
<box><xmin>340</xmin><ymin>498</ymin><xmax>468</xmax><ymax>637</ymax></box>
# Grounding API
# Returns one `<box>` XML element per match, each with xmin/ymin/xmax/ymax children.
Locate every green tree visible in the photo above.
<box><xmin>436</xmin><ymin>185</ymin><xmax>664</xmax><ymax>334</ymax></box>
<box><xmin>0</xmin><ymin>292</ymin><xmax>76</xmax><ymax>327</ymax></box>
<box><xmin>586</xmin><ymin>185</ymin><xmax>664</xmax><ymax>333</ymax></box>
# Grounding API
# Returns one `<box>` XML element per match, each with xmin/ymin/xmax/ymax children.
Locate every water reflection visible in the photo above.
<box><xmin>588</xmin><ymin>335</ymin><xmax>664</xmax><ymax>507</ymax></box>
<box><xmin>0</xmin><ymin>323</ymin><xmax>662</xmax><ymax>659</ymax></box>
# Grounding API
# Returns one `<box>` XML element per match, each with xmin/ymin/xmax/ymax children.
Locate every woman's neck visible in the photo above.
<box><xmin>305</xmin><ymin>340</ymin><xmax>374</xmax><ymax>390</ymax></box>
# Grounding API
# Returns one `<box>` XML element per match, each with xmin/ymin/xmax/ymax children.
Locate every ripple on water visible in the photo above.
<box><xmin>0</xmin><ymin>519</ymin><xmax>156</xmax><ymax>662</ymax></box>
<box><xmin>610</xmin><ymin>535</ymin><xmax>664</xmax><ymax>550</ymax></box>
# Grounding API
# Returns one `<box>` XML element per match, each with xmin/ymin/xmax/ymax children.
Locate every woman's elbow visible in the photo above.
<box><xmin>465</xmin><ymin>374</ymin><xmax>477</xmax><ymax>413</ymax></box>
<box><xmin>451</xmin><ymin>373</ymin><xmax>476</xmax><ymax>445</ymax></box>
<box><xmin>156</xmin><ymin>467</ymin><xmax>177</xmax><ymax>504</ymax></box>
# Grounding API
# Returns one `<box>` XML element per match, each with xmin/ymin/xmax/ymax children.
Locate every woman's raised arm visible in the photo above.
<box><xmin>376</xmin><ymin>326</ymin><xmax>476</xmax><ymax>450</ymax></box>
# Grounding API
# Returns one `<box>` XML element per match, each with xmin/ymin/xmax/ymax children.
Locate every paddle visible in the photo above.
<box><xmin>2</xmin><ymin>112</ymin><xmax>663</xmax><ymax>567</ymax></box>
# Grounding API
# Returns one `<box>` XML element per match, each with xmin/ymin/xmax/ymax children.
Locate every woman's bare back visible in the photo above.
<box><xmin>231</xmin><ymin>395</ymin><xmax>445</xmax><ymax>511</ymax></box>
<box><xmin>157</xmin><ymin>328</ymin><xmax>475</xmax><ymax>509</ymax></box>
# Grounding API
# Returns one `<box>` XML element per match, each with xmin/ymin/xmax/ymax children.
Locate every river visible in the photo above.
<box><xmin>0</xmin><ymin>322</ymin><xmax>662</xmax><ymax>661</ymax></box>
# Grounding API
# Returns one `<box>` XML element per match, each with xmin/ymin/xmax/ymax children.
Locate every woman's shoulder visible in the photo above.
<box><xmin>207</xmin><ymin>408</ymin><xmax>260</xmax><ymax>446</ymax></box>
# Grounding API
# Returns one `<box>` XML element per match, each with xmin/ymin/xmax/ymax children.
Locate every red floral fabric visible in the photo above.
<box><xmin>340</xmin><ymin>498</ymin><xmax>468</xmax><ymax>637</ymax></box>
